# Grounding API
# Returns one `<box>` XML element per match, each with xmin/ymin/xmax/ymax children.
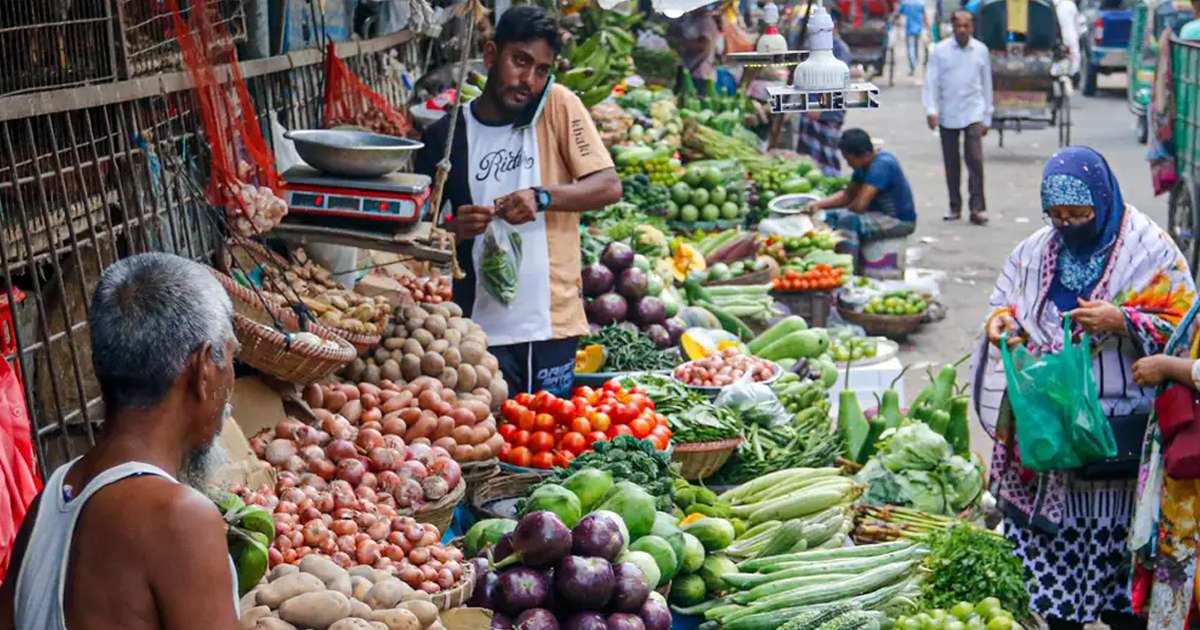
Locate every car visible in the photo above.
<box><xmin>1080</xmin><ymin>0</ymin><xmax>1136</xmax><ymax>95</ymax></box>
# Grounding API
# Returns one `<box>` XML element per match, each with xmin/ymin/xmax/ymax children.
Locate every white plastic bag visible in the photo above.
<box><xmin>714</xmin><ymin>374</ymin><xmax>790</xmax><ymax>428</ymax></box>
<box><xmin>479</xmin><ymin>219</ymin><xmax>522</xmax><ymax>305</ymax></box>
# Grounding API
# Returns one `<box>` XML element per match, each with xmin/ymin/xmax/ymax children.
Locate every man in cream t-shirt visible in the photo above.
<box><xmin>415</xmin><ymin>5</ymin><xmax>622</xmax><ymax>397</ymax></box>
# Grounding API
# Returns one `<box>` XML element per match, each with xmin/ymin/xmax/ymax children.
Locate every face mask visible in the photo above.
<box><xmin>1057</xmin><ymin>219</ymin><xmax>1099</xmax><ymax>250</ymax></box>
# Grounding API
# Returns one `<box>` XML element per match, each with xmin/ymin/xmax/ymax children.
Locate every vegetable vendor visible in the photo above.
<box><xmin>968</xmin><ymin>147</ymin><xmax>1195</xmax><ymax>630</ymax></box>
<box><xmin>1</xmin><ymin>254</ymin><xmax>242</xmax><ymax>629</ymax></box>
<box><xmin>414</xmin><ymin>6</ymin><xmax>622</xmax><ymax>398</ymax></box>
<box><xmin>804</xmin><ymin>128</ymin><xmax>917</xmax><ymax>262</ymax></box>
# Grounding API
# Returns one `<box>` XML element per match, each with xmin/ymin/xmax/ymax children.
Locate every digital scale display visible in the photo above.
<box><xmin>287</xmin><ymin>191</ymin><xmax>419</xmax><ymax>220</ymax></box>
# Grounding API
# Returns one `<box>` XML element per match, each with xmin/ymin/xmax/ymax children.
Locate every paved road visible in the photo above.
<box><xmin>839</xmin><ymin>64</ymin><xmax>1155</xmax><ymax>462</ymax></box>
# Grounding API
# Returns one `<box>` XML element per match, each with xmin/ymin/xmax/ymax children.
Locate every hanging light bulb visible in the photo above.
<box><xmin>650</xmin><ymin>0</ymin><xmax>713</xmax><ymax>18</ymax></box>
<box><xmin>791</xmin><ymin>5</ymin><xmax>849</xmax><ymax>90</ymax></box>
<box><xmin>756</xmin><ymin>3</ymin><xmax>789</xmax><ymax>54</ymax></box>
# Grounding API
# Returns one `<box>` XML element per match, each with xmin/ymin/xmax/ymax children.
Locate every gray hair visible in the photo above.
<box><xmin>89</xmin><ymin>253</ymin><xmax>236</xmax><ymax>410</ymax></box>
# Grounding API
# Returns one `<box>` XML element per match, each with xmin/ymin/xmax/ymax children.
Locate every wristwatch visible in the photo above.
<box><xmin>532</xmin><ymin>186</ymin><xmax>552</xmax><ymax>212</ymax></box>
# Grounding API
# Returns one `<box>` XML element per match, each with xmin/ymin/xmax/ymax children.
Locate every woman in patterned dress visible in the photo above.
<box><xmin>969</xmin><ymin>146</ymin><xmax>1197</xmax><ymax>629</ymax></box>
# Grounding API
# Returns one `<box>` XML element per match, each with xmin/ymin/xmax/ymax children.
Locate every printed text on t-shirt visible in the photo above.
<box><xmin>476</xmin><ymin>147</ymin><xmax>535</xmax><ymax>182</ymax></box>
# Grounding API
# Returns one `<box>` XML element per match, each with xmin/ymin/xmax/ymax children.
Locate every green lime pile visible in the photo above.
<box><xmin>829</xmin><ymin>332</ymin><xmax>879</xmax><ymax>362</ymax></box>
<box><xmin>623</xmin><ymin>151</ymin><xmax>682</xmax><ymax>186</ymax></box>
<box><xmin>864</xmin><ymin>290</ymin><xmax>928</xmax><ymax>316</ymax></box>
<box><xmin>666</xmin><ymin>165</ymin><xmax>750</xmax><ymax>224</ymax></box>
<box><xmin>894</xmin><ymin>598</ymin><xmax>1019</xmax><ymax>630</ymax></box>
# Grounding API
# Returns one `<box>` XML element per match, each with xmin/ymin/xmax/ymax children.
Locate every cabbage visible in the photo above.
<box><xmin>894</xmin><ymin>469</ymin><xmax>948</xmax><ymax>515</ymax></box>
<box><xmin>879</xmin><ymin>423</ymin><xmax>951</xmax><ymax>472</ymax></box>
<box><xmin>940</xmin><ymin>455</ymin><xmax>984</xmax><ymax>513</ymax></box>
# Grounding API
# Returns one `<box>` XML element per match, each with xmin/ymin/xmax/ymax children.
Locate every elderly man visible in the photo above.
<box><xmin>0</xmin><ymin>253</ymin><xmax>241</xmax><ymax>630</ymax></box>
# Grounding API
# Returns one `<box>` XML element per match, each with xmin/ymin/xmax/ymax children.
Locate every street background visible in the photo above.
<box><xmin>846</xmin><ymin>59</ymin><xmax>1156</xmax><ymax>466</ymax></box>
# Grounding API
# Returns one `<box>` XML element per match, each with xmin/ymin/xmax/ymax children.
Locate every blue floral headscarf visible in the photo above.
<box><xmin>1040</xmin><ymin>146</ymin><xmax>1126</xmax><ymax>312</ymax></box>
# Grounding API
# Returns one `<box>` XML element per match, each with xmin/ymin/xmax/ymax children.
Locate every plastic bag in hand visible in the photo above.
<box><xmin>480</xmin><ymin>219</ymin><xmax>522</xmax><ymax>305</ymax></box>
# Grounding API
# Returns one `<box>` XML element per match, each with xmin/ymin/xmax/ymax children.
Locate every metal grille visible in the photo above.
<box><xmin>118</xmin><ymin>0</ymin><xmax>247</xmax><ymax>78</ymax></box>
<box><xmin>0</xmin><ymin>31</ymin><xmax>420</xmax><ymax>476</ymax></box>
<box><xmin>0</xmin><ymin>0</ymin><xmax>117</xmax><ymax>96</ymax></box>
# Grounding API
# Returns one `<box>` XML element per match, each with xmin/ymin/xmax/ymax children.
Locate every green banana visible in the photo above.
<box><xmin>210</xmin><ymin>490</ymin><xmax>244</xmax><ymax>518</ymax></box>
<box><xmin>560</xmin><ymin>67</ymin><xmax>595</xmax><ymax>90</ymax></box>
<box><xmin>238</xmin><ymin>506</ymin><xmax>276</xmax><ymax>542</ymax></box>
<box><xmin>232</xmin><ymin>528</ymin><xmax>270</xmax><ymax>595</ymax></box>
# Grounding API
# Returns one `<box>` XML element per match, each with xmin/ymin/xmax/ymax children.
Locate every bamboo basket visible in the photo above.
<box><xmin>231</xmin><ymin>314</ymin><xmax>357</xmax><ymax>384</ymax></box>
<box><xmin>671</xmin><ymin>437</ymin><xmax>743</xmax><ymax>481</ymax></box>
<box><xmin>462</xmin><ymin>457</ymin><xmax>500</xmax><ymax>498</ymax></box>
<box><xmin>837</xmin><ymin>306</ymin><xmax>924</xmax><ymax>339</ymax></box>
<box><xmin>416</xmin><ymin>479</ymin><xmax>467</xmax><ymax>534</ymax></box>
<box><xmin>429</xmin><ymin>561</ymin><xmax>476</xmax><ymax>610</ymax></box>
<box><xmin>470</xmin><ymin>473</ymin><xmax>542</xmax><ymax>520</ymax></box>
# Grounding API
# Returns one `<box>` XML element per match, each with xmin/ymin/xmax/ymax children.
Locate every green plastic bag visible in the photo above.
<box><xmin>1000</xmin><ymin>314</ymin><xmax>1118</xmax><ymax>472</ymax></box>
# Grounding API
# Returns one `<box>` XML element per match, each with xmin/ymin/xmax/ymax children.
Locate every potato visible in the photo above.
<box><xmin>239</xmin><ymin>606</ymin><xmax>273</xmax><ymax>630</ymax></box>
<box><xmin>421</xmin><ymin>314</ymin><xmax>446</xmax><ymax>337</ymax></box>
<box><xmin>411</xmin><ymin>329</ymin><xmax>435</xmax><ymax>349</ymax></box>
<box><xmin>441</xmin><ymin>347</ymin><xmax>462</xmax><ymax>369</ymax></box>
<box><xmin>474</xmin><ymin>365</ymin><xmax>492</xmax><ymax>389</ymax></box>
<box><xmin>383</xmin><ymin>337</ymin><xmax>406</xmax><ymax>351</ymax></box>
<box><xmin>324</xmin><ymin>389</ymin><xmax>349</xmax><ymax>413</ymax></box>
<box><xmin>364</xmin><ymin>578</ymin><xmax>412</xmax><ymax>610</ymax></box>
<box><xmin>348</xmin><ymin>598</ymin><xmax>373</xmax><ymax>619</ymax></box>
<box><xmin>447</xmin><ymin>317</ymin><xmax>471</xmax><ymax>336</ymax></box>
<box><xmin>364</xmin><ymin>364</ymin><xmax>382</xmax><ymax>385</ymax></box>
<box><xmin>432</xmin><ymin>416</ymin><xmax>455</xmax><ymax>440</ymax></box>
<box><xmin>460</xmin><ymin>399</ymin><xmax>490</xmax><ymax>423</ymax></box>
<box><xmin>270</xmin><ymin>564</ymin><xmax>300</xmax><ymax>582</ymax></box>
<box><xmin>349</xmin><ymin>565</ymin><xmax>380</xmax><ymax>582</ymax></box>
<box><xmin>488</xmin><ymin>378</ymin><xmax>508</xmax><ymax>405</ymax></box>
<box><xmin>257</xmin><ymin>572</ymin><xmax>325</xmax><ymax>609</ymax></box>
<box><xmin>399</xmin><ymin>355</ymin><xmax>422</xmax><ymax>381</ymax></box>
<box><xmin>470</xmin><ymin>424</ymin><xmax>491</xmax><ymax>445</ymax></box>
<box><xmin>252</xmin><ymin>619</ymin><xmax>297</xmax><ymax>630</ymax></box>
<box><xmin>340</xmin><ymin>399</ymin><xmax>364</xmax><ymax>423</ymax></box>
<box><xmin>452</xmin><ymin>444</ymin><xmax>473</xmax><ymax>460</ymax></box>
<box><xmin>395</xmin><ymin>601</ymin><xmax>438</xmax><ymax>627</ymax></box>
<box><xmin>299</xmin><ymin>554</ymin><xmax>348</xmax><ymax>586</ymax></box>
<box><xmin>459</xmin><ymin>342</ymin><xmax>485</xmax><ymax>366</ymax></box>
<box><xmin>442</xmin><ymin>328</ymin><xmax>462</xmax><ymax>347</ymax></box>
<box><xmin>240</xmin><ymin>591</ymin><xmax>261</xmax><ymax>618</ymax></box>
<box><xmin>401</xmin><ymin>339</ymin><xmax>424</xmax><ymax>357</ymax></box>
<box><xmin>381</xmin><ymin>359</ymin><xmax>402</xmax><ymax>382</ymax></box>
<box><xmin>434</xmin><ymin>436</ymin><xmax>458</xmax><ymax>452</ymax></box>
<box><xmin>279</xmin><ymin>590</ymin><xmax>351</xmax><ymax>629</ymax></box>
<box><xmin>420</xmin><ymin>353</ymin><xmax>445</xmax><ymax>378</ymax></box>
<box><xmin>329</xmin><ymin>619</ymin><xmax>375</xmax><ymax>630</ymax></box>
<box><xmin>427</xmin><ymin>339</ymin><xmax>448</xmax><ymax>356</ymax></box>
<box><xmin>367</xmin><ymin>608</ymin><xmax>421</xmax><ymax>630</ymax></box>
<box><xmin>374</xmin><ymin>347</ymin><xmax>392</xmax><ymax>365</ymax></box>
<box><xmin>438</xmin><ymin>367</ymin><xmax>458</xmax><ymax>390</ymax></box>
<box><xmin>351</xmin><ymin>576</ymin><xmax>374</xmax><ymax>601</ymax></box>
<box><xmin>444</xmin><ymin>302</ymin><xmax>463</xmax><ymax>318</ymax></box>
<box><xmin>404</xmin><ymin>318</ymin><xmax>425</xmax><ymax>334</ymax></box>
<box><xmin>455</xmin><ymin>365</ymin><xmax>477</xmax><ymax>393</ymax></box>
<box><xmin>345</xmin><ymin>358</ymin><xmax>367</xmax><ymax>383</ymax></box>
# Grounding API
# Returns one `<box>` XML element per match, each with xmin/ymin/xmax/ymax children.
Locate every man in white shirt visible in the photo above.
<box><xmin>1056</xmin><ymin>0</ymin><xmax>1082</xmax><ymax>78</ymax></box>
<box><xmin>923</xmin><ymin>9</ymin><xmax>994</xmax><ymax>225</ymax></box>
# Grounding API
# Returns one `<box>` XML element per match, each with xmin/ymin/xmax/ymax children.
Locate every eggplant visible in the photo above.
<box><xmin>582</xmin><ymin>263</ymin><xmax>616</xmax><ymax>298</ymax></box>
<box><xmin>555</xmin><ymin>555</ymin><xmax>615</xmax><ymax>610</ymax></box>
<box><xmin>515</xmin><ymin>608</ymin><xmax>560</xmax><ymax>630</ymax></box>
<box><xmin>616</xmin><ymin>267</ymin><xmax>648</xmax><ymax>302</ymax></box>
<box><xmin>587</xmin><ymin>293</ymin><xmax>628</xmax><ymax>326</ymax></box>
<box><xmin>571</xmin><ymin>512</ymin><xmax>626</xmax><ymax>562</ymax></box>
<box><xmin>638</xmin><ymin>592</ymin><xmax>671</xmax><ymax>630</ymax></box>
<box><xmin>497</xmin><ymin>566</ymin><xmax>550</xmax><ymax>614</ymax></box>
<box><xmin>644</xmin><ymin>324</ymin><xmax>670</xmax><ymax>349</ymax></box>
<box><xmin>495</xmin><ymin>511</ymin><xmax>573</xmax><ymax>569</ymax></box>
<box><xmin>632</xmin><ymin>296</ymin><xmax>666</xmax><ymax>327</ymax></box>
<box><xmin>662</xmin><ymin>318</ymin><xmax>687</xmax><ymax>346</ymax></box>
<box><xmin>563</xmin><ymin>613</ymin><xmax>609</xmax><ymax>630</ymax></box>
<box><xmin>609</xmin><ymin>562</ymin><xmax>650</xmax><ymax>613</ymax></box>
<box><xmin>493</xmin><ymin>533</ymin><xmax>514</xmax><ymax>563</ymax></box>
<box><xmin>492</xmin><ymin>612</ymin><xmax>514</xmax><ymax>629</ymax></box>
<box><xmin>606</xmin><ymin>613</ymin><xmax>646</xmax><ymax>630</ymax></box>
<box><xmin>467</xmin><ymin>567</ymin><xmax>500</xmax><ymax>608</ymax></box>
<box><xmin>601</xmin><ymin>242</ymin><xmax>635</xmax><ymax>272</ymax></box>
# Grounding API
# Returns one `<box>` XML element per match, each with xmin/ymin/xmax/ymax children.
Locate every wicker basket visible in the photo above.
<box><xmin>429</xmin><ymin>560</ymin><xmax>477</xmax><ymax>610</ymax></box>
<box><xmin>671</xmin><ymin>437</ymin><xmax>743</xmax><ymax>481</ymax></box>
<box><xmin>837</xmin><ymin>306</ymin><xmax>924</xmax><ymax>339</ymax></box>
<box><xmin>462</xmin><ymin>457</ymin><xmax>500</xmax><ymax>498</ymax></box>
<box><xmin>470</xmin><ymin>472</ymin><xmax>542</xmax><ymax>520</ymax></box>
<box><xmin>232</xmin><ymin>314</ymin><xmax>357</xmax><ymax>384</ymax></box>
<box><xmin>416</xmin><ymin>478</ymin><xmax>467</xmax><ymax>534</ymax></box>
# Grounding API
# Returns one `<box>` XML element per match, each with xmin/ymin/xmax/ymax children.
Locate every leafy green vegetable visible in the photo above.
<box><xmin>920</xmin><ymin>523</ymin><xmax>1031</xmax><ymax>617</ymax></box>
<box><xmin>582</xmin><ymin>325</ymin><xmax>681</xmax><ymax>372</ymax></box>
<box><xmin>880</xmin><ymin>423</ymin><xmax>950</xmax><ymax>472</ymax></box>
<box><xmin>620</xmin><ymin>374</ymin><xmax>740</xmax><ymax>443</ymax></box>
<box><xmin>525</xmin><ymin>436</ymin><xmax>675</xmax><ymax>510</ymax></box>
<box><xmin>583</xmin><ymin>200</ymin><xmax>667</xmax><ymax>242</ymax></box>
<box><xmin>712</xmin><ymin>402</ymin><xmax>841</xmax><ymax>484</ymax></box>
<box><xmin>857</xmin><ymin>424</ymin><xmax>984</xmax><ymax>515</ymax></box>
<box><xmin>480</xmin><ymin>224</ymin><xmax>521</xmax><ymax>304</ymax></box>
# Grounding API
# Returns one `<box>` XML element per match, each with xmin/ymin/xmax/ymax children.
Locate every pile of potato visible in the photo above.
<box><xmin>343</xmin><ymin>303</ymin><xmax>508</xmax><ymax>410</ymax></box>
<box><xmin>260</xmin><ymin>249</ymin><xmax>394</xmax><ymax>337</ymax></box>
<box><xmin>239</xmin><ymin>555</ymin><xmax>449</xmax><ymax>630</ymax></box>
<box><xmin>394</xmin><ymin>276</ymin><xmax>451</xmax><ymax>304</ymax></box>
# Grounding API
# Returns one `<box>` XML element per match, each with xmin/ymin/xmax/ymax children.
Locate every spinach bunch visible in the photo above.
<box><xmin>919</xmin><ymin>522</ymin><xmax>1031</xmax><ymax>617</ymax></box>
<box><xmin>529</xmin><ymin>436</ymin><xmax>675</xmax><ymax>510</ymax></box>
<box><xmin>620</xmin><ymin>374</ymin><xmax>740</xmax><ymax>443</ymax></box>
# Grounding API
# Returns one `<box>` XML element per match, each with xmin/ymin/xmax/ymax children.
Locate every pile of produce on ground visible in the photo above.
<box><xmin>523</xmin><ymin>435</ymin><xmax>675</xmax><ymax>510</ymax></box>
<box><xmin>341</xmin><ymin>302</ymin><xmax>509</xmax><ymax>411</ymax></box>
<box><xmin>617</xmin><ymin>374</ymin><xmax>740</xmax><ymax>444</ymax></box>
<box><xmin>497</xmin><ymin>383</ymin><xmax>671</xmax><ymax>469</ymax></box>
<box><xmin>238</xmin><ymin>554</ymin><xmax>447</xmax><ymax>630</ymax></box>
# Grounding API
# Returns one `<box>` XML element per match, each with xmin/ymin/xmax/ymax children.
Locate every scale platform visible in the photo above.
<box><xmin>765</xmin><ymin>82</ymin><xmax>880</xmax><ymax>114</ymax></box>
<box><xmin>281</xmin><ymin>165</ymin><xmax>431</xmax><ymax>226</ymax></box>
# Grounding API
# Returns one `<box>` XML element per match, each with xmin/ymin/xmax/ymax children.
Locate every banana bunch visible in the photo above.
<box><xmin>211</xmin><ymin>490</ymin><xmax>274</xmax><ymax>595</ymax></box>
<box><xmin>459</xmin><ymin>70</ymin><xmax>487</xmax><ymax>103</ymax></box>
<box><xmin>562</xmin><ymin>27</ymin><xmax>637</xmax><ymax>107</ymax></box>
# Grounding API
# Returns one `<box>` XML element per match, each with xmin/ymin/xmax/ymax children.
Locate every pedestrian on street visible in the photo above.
<box><xmin>0</xmin><ymin>253</ymin><xmax>242</xmax><ymax>630</ymax></box>
<box><xmin>795</xmin><ymin>6</ymin><xmax>854</xmax><ymax>176</ymax></box>
<box><xmin>805</xmin><ymin>128</ymin><xmax>917</xmax><ymax>262</ymax></box>
<box><xmin>923</xmin><ymin>9</ymin><xmax>993</xmax><ymax>225</ymax></box>
<box><xmin>970</xmin><ymin>147</ymin><xmax>1194</xmax><ymax>630</ymax></box>
<box><xmin>414</xmin><ymin>6</ymin><xmax>622</xmax><ymax>398</ymax></box>
<box><xmin>898</xmin><ymin>0</ymin><xmax>926</xmax><ymax>75</ymax></box>
<box><xmin>1055</xmin><ymin>0</ymin><xmax>1081</xmax><ymax>79</ymax></box>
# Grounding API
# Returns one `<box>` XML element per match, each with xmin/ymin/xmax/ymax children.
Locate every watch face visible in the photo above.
<box><xmin>537</xmin><ymin>188</ymin><xmax>551</xmax><ymax>210</ymax></box>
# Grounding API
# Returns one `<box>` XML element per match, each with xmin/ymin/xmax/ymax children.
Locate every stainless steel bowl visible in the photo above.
<box><xmin>284</xmin><ymin>129</ymin><xmax>424</xmax><ymax>178</ymax></box>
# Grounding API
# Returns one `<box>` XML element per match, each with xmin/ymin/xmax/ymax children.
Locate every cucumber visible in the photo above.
<box><xmin>735</xmin><ymin>540</ymin><xmax>914</xmax><ymax>572</ymax></box>
<box><xmin>727</xmin><ymin>547</ymin><xmax>926</xmax><ymax>588</ymax></box>
<box><xmin>748</xmin><ymin>315</ymin><xmax>810</xmax><ymax>355</ymax></box>
<box><xmin>718</xmin><ymin>564</ymin><xmax>913</xmax><ymax>628</ymax></box>
<box><xmin>721</xmin><ymin>468</ymin><xmax>833</xmax><ymax>504</ymax></box>
<box><xmin>747</xmin><ymin>486</ymin><xmax>851</xmax><ymax>524</ymax></box>
<box><xmin>731</xmin><ymin>573</ymin><xmax>858</xmax><ymax>604</ymax></box>
<box><xmin>695</xmin><ymin>300</ymin><xmax>755</xmax><ymax>341</ymax></box>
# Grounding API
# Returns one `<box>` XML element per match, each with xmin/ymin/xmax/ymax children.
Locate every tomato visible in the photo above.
<box><xmin>533</xmin><ymin>391</ymin><xmax>555</xmax><ymax>412</ymax></box>
<box><xmin>529</xmin><ymin>431</ymin><xmax>556</xmax><ymax>453</ymax></box>
<box><xmin>517</xmin><ymin>409</ymin><xmax>536</xmax><ymax>432</ymax></box>
<box><xmin>574</xmin><ymin>386</ymin><xmax>595</xmax><ymax>400</ymax></box>
<box><xmin>654</xmin><ymin>413</ymin><xmax>669</xmax><ymax>427</ymax></box>
<box><xmin>651</xmin><ymin>424</ymin><xmax>672</xmax><ymax>441</ymax></box>
<box><xmin>511</xmin><ymin>429</ymin><xmax>531</xmax><ymax>447</ymax></box>
<box><xmin>569</xmin><ymin>417</ymin><xmax>591</xmax><ymax>434</ymax></box>
<box><xmin>560</xmin><ymin>432</ymin><xmax>587</xmax><ymax>455</ymax></box>
<box><xmin>514</xmin><ymin>393</ymin><xmax>535</xmax><ymax>407</ymax></box>
<box><xmin>498</xmin><ymin>423</ymin><xmax>517</xmax><ymax>440</ymax></box>
<box><xmin>501</xmin><ymin>400</ymin><xmax>522</xmax><ymax>422</ymax></box>
<box><xmin>602</xmin><ymin>380</ymin><xmax>623</xmax><ymax>393</ymax></box>
<box><xmin>627</xmin><ymin>393</ymin><xmax>649</xmax><ymax>411</ymax></box>
<box><xmin>556</xmin><ymin>401</ymin><xmax>576</xmax><ymax>424</ymax></box>
<box><xmin>498</xmin><ymin>442</ymin><xmax>513</xmax><ymax>462</ymax></box>
<box><xmin>534</xmin><ymin>413</ymin><xmax>557</xmax><ymax>432</ymax></box>
<box><xmin>597</xmin><ymin>403</ymin><xmax>615</xmax><ymax>418</ymax></box>
<box><xmin>648</xmin><ymin>434</ymin><xmax>668</xmax><ymax>450</ymax></box>
<box><xmin>629</xmin><ymin>418</ymin><xmax>653</xmax><ymax>439</ymax></box>
<box><xmin>509</xmin><ymin>446</ymin><xmax>532</xmax><ymax>468</ymax></box>
<box><xmin>571</xmin><ymin>396</ymin><xmax>589</xmax><ymax>413</ymax></box>
<box><xmin>585</xmin><ymin>431</ymin><xmax>607</xmax><ymax>447</ymax></box>
<box><xmin>606</xmin><ymin>424</ymin><xmax>634</xmax><ymax>439</ymax></box>
<box><xmin>553</xmin><ymin>451</ymin><xmax>576</xmax><ymax>468</ymax></box>
<box><xmin>531</xmin><ymin>452</ymin><xmax>556</xmax><ymax>469</ymax></box>
<box><xmin>590</xmin><ymin>412</ymin><xmax>612</xmax><ymax>432</ymax></box>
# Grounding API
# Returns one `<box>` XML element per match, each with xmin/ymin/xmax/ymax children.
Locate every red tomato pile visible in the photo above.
<box><xmin>496</xmin><ymin>381</ymin><xmax>672</xmax><ymax>469</ymax></box>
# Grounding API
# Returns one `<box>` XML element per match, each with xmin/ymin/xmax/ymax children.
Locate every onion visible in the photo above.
<box><xmin>430</xmin><ymin>457</ymin><xmax>462</xmax><ymax>489</ymax></box>
<box><xmin>297</xmin><ymin>474</ymin><xmax>327</xmax><ymax>491</ymax></box>
<box><xmin>300</xmin><ymin>506</ymin><xmax>322</xmax><ymax>522</ymax></box>
<box><xmin>331</xmin><ymin>508</ymin><xmax>355</xmax><ymax>520</ymax></box>
<box><xmin>309</xmin><ymin>458</ymin><xmax>336</xmax><ymax>482</ymax></box>
<box><xmin>357</xmin><ymin>428</ymin><xmax>384</xmax><ymax>451</ymax></box>
<box><xmin>276</xmin><ymin>471</ymin><xmax>300</xmax><ymax>489</ymax></box>
<box><xmin>399</xmin><ymin>565</ymin><xmax>422</xmax><ymax>586</ymax></box>
<box><xmin>331</xmin><ymin>551</ymin><xmax>353</xmax><ymax>569</ymax></box>
<box><xmin>277</xmin><ymin>501</ymin><xmax>298</xmax><ymax>515</ymax></box>
<box><xmin>294</xmin><ymin>425</ymin><xmax>322</xmax><ymax>447</ymax></box>
<box><xmin>336</xmin><ymin>459</ymin><xmax>366</xmax><ymax>486</ymax></box>
<box><xmin>360</xmin><ymin>472</ymin><xmax>378</xmax><ymax>490</ymax></box>
<box><xmin>376</xmin><ymin>471</ymin><xmax>402</xmax><ymax>494</ymax></box>
<box><xmin>333</xmin><ymin>489</ymin><xmax>359</xmax><ymax>512</ymax></box>
<box><xmin>325</xmin><ymin>439</ymin><xmax>357</xmax><ymax>462</ymax></box>
<box><xmin>385</xmin><ymin>544</ymin><xmax>408</xmax><ymax>562</ymax></box>
<box><xmin>331</xmin><ymin>519</ymin><xmax>359</xmax><ymax>536</ymax></box>
<box><xmin>337</xmin><ymin>534</ymin><xmax>357</xmax><ymax>554</ymax></box>
<box><xmin>367</xmin><ymin>518</ymin><xmax>391</xmax><ymax>541</ymax></box>
<box><xmin>329</xmin><ymin>480</ymin><xmax>353</xmax><ymax>494</ymax></box>
<box><xmin>409</xmin><ymin>547</ymin><xmax>430</xmax><ymax>564</ymax></box>
<box><xmin>405</xmin><ymin>443</ymin><xmax>432</xmax><ymax>463</ymax></box>
<box><xmin>283</xmin><ymin>455</ymin><xmax>307</xmax><ymax>474</ymax></box>
<box><xmin>382</xmin><ymin>434</ymin><xmax>406</xmax><ymax>453</ymax></box>
<box><xmin>381</xmin><ymin>415</ymin><xmax>406</xmax><ymax>436</ymax></box>
<box><xmin>265</xmin><ymin>439</ymin><xmax>297</xmax><ymax>466</ymax></box>
<box><xmin>275</xmin><ymin>419</ymin><xmax>304</xmax><ymax>439</ymax></box>
<box><xmin>369</xmin><ymin>447</ymin><xmax>401</xmax><ymax>472</ymax></box>
<box><xmin>398</xmin><ymin>461</ymin><xmax>428</xmax><ymax>481</ymax></box>
<box><xmin>430</xmin><ymin>446</ymin><xmax>451</xmax><ymax>460</ymax></box>
<box><xmin>355</xmin><ymin>485</ymin><xmax>378</xmax><ymax>504</ymax></box>
<box><xmin>315</xmin><ymin>492</ymin><xmax>334</xmax><ymax>513</ymax></box>
<box><xmin>302</xmin><ymin>519</ymin><xmax>329</xmax><ymax>547</ymax></box>
<box><xmin>356</xmin><ymin>539</ymin><xmax>381</xmax><ymax>565</ymax></box>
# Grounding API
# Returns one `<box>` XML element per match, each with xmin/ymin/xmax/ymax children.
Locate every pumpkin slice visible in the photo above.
<box><xmin>575</xmin><ymin>344</ymin><xmax>605</xmax><ymax>374</ymax></box>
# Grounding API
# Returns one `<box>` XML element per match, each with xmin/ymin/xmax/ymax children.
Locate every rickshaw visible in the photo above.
<box><xmin>1167</xmin><ymin>36</ymin><xmax>1200</xmax><ymax>275</ymax></box>
<box><xmin>977</xmin><ymin>0</ymin><xmax>1073</xmax><ymax>147</ymax></box>
<box><xmin>838</xmin><ymin>0</ymin><xmax>897</xmax><ymax>85</ymax></box>
<box><xmin>1127</xmin><ymin>0</ymin><xmax>1194</xmax><ymax>143</ymax></box>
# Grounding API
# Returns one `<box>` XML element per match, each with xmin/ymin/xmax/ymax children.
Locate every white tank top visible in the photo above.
<box><xmin>13</xmin><ymin>458</ymin><xmax>240</xmax><ymax>629</ymax></box>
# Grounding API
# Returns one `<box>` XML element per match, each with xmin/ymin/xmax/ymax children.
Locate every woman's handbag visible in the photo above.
<box><xmin>1153</xmin><ymin>383</ymin><xmax>1200</xmax><ymax>480</ymax></box>
<box><xmin>1075</xmin><ymin>413</ymin><xmax>1150</xmax><ymax>480</ymax></box>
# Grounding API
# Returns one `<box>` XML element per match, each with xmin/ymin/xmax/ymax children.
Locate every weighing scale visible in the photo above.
<box><xmin>280</xmin><ymin>165</ymin><xmax>431</xmax><ymax>231</ymax></box>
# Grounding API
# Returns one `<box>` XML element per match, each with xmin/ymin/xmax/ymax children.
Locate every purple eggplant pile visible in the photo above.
<box><xmin>469</xmin><ymin>510</ymin><xmax>672</xmax><ymax>630</ymax></box>
<box><xmin>583</xmin><ymin>242</ymin><xmax>685</xmax><ymax>348</ymax></box>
